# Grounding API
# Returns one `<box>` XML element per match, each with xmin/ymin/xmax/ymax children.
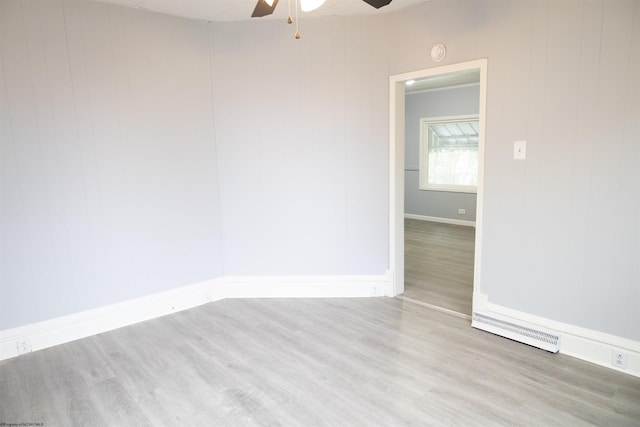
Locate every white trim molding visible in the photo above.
<box><xmin>0</xmin><ymin>278</ymin><xmax>227</xmax><ymax>361</ymax></box>
<box><xmin>473</xmin><ymin>292</ymin><xmax>640</xmax><ymax>378</ymax></box>
<box><xmin>405</xmin><ymin>213</ymin><xmax>476</xmax><ymax>227</ymax></box>
<box><xmin>389</xmin><ymin>58</ymin><xmax>488</xmax><ymax>298</ymax></box>
<box><xmin>0</xmin><ymin>273</ymin><xmax>392</xmax><ymax>362</ymax></box>
<box><xmin>4</xmin><ymin>276</ymin><xmax>638</xmax><ymax>380</ymax></box>
<box><xmin>225</xmin><ymin>272</ymin><xmax>392</xmax><ymax>299</ymax></box>
<box><xmin>418</xmin><ymin>115</ymin><xmax>479</xmax><ymax>194</ymax></box>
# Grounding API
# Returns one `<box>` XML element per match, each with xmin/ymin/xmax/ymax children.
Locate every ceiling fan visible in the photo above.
<box><xmin>251</xmin><ymin>0</ymin><xmax>393</xmax><ymax>18</ymax></box>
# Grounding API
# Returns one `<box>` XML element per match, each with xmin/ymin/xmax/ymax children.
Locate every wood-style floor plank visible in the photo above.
<box><xmin>404</xmin><ymin>218</ymin><xmax>475</xmax><ymax>315</ymax></box>
<box><xmin>1</xmin><ymin>298</ymin><xmax>639</xmax><ymax>426</ymax></box>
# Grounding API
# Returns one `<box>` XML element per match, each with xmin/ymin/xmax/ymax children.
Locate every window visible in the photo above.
<box><xmin>419</xmin><ymin>115</ymin><xmax>479</xmax><ymax>193</ymax></box>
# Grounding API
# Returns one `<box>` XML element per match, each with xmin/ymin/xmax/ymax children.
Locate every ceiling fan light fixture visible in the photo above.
<box><xmin>300</xmin><ymin>0</ymin><xmax>326</xmax><ymax>12</ymax></box>
<box><xmin>251</xmin><ymin>0</ymin><xmax>394</xmax><ymax>21</ymax></box>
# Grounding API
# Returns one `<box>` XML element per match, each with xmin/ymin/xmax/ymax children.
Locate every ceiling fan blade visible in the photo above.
<box><xmin>361</xmin><ymin>0</ymin><xmax>392</xmax><ymax>9</ymax></box>
<box><xmin>251</xmin><ymin>0</ymin><xmax>279</xmax><ymax>18</ymax></box>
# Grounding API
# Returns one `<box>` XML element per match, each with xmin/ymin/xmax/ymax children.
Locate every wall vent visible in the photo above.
<box><xmin>472</xmin><ymin>312</ymin><xmax>560</xmax><ymax>353</ymax></box>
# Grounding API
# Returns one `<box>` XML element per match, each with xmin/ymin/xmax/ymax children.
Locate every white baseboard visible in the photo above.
<box><xmin>405</xmin><ymin>213</ymin><xmax>476</xmax><ymax>227</ymax></box>
<box><xmin>226</xmin><ymin>272</ymin><xmax>392</xmax><ymax>299</ymax></box>
<box><xmin>473</xmin><ymin>292</ymin><xmax>640</xmax><ymax>378</ymax></box>
<box><xmin>0</xmin><ymin>273</ymin><xmax>392</xmax><ymax>362</ymax></box>
<box><xmin>3</xmin><ymin>280</ymin><xmax>638</xmax><ymax>380</ymax></box>
<box><xmin>0</xmin><ymin>278</ymin><xmax>227</xmax><ymax>361</ymax></box>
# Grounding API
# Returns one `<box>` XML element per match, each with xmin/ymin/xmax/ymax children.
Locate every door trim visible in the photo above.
<box><xmin>388</xmin><ymin>59</ymin><xmax>488</xmax><ymax>307</ymax></box>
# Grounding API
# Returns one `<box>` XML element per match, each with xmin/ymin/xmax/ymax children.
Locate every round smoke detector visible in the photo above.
<box><xmin>430</xmin><ymin>43</ymin><xmax>447</xmax><ymax>62</ymax></box>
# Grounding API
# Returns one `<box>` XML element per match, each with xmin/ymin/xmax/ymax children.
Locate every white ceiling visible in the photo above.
<box><xmin>92</xmin><ymin>0</ymin><xmax>428</xmax><ymax>22</ymax></box>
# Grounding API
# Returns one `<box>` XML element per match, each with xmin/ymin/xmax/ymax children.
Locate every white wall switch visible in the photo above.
<box><xmin>514</xmin><ymin>140</ymin><xmax>527</xmax><ymax>160</ymax></box>
<box><xmin>458</xmin><ymin>209</ymin><xmax>466</xmax><ymax>215</ymax></box>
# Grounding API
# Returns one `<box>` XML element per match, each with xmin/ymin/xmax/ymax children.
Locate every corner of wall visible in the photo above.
<box><xmin>0</xmin><ymin>273</ymin><xmax>391</xmax><ymax>362</ymax></box>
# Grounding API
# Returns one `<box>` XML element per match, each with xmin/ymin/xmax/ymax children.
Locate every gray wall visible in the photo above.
<box><xmin>0</xmin><ymin>0</ymin><xmax>224</xmax><ymax>329</ymax></box>
<box><xmin>2</xmin><ymin>0</ymin><xmax>639</xmax><ymax>344</ymax></box>
<box><xmin>404</xmin><ymin>85</ymin><xmax>480</xmax><ymax>221</ymax></box>
<box><xmin>210</xmin><ymin>17</ymin><xmax>390</xmax><ymax>276</ymax></box>
<box><xmin>389</xmin><ymin>0</ymin><xmax>640</xmax><ymax>340</ymax></box>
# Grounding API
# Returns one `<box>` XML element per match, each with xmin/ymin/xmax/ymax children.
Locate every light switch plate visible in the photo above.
<box><xmin>514</xmin><ymin>140</ymin><xmax>527</xmax><ymax>160</ymax></box>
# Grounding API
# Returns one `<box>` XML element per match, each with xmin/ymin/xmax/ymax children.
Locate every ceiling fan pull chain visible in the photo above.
<box><xmin>294</xmin><ymin>0</ymin><xmax>301</xmax><ymax>39</ymax></box>
<box><xmin>287</xmin><ymin>0</ymin><xmax>293</xmax><ymax>24</ymax></box>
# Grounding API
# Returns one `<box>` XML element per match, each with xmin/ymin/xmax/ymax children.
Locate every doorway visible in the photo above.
<box><xmin>388</xmin><ymin>59</ymin><xmax>487</xmax><ymax>318</ymax></box>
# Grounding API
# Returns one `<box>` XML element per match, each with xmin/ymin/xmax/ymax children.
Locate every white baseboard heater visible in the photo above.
<box><xmin>472</xmin><ymin>312</ymin><xmax>561</xmax><ymax>353</ymax></box>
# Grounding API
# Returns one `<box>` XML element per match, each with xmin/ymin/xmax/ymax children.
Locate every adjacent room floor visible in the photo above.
<box><xmin>1</xmin><ymin>298</ymin><xmax>639</xmax><ymax>426</ymax></box>
<box><xmin>404</xmin><ymin>218</ymin><xmax>475</xmax><ymax>316</ymax></box>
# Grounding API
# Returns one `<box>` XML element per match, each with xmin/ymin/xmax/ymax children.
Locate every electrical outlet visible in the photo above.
<box><xmin>458</xmin><ymin>209</ymin><xmax>466</xmax><ymax>215</ymax></box>
<box><xmin>17</xmin><ymin>340</ymin><xmax>32</xmax><ymax>355</ymax></box>
<box><xmin>612</xmin><ymin>349</ymin><xmax>628</xmax><ymax>369</ymax></box>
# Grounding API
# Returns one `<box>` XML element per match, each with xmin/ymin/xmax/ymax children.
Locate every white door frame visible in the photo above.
<box><xmin>388</xmin><ymin>59</ymin><xmax>488</xmax><ymax>308</ymax></box>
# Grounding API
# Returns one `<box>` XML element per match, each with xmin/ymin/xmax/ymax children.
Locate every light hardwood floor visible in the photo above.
<box><xmin>1</xmin><ymin>298</ymin><xmax>639</xmax><ymax>426</ymax></box>
<box><xmin>404</xmin><ymin>218</ymin><xmax>475</xmax><ymax>315</ymax></box>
